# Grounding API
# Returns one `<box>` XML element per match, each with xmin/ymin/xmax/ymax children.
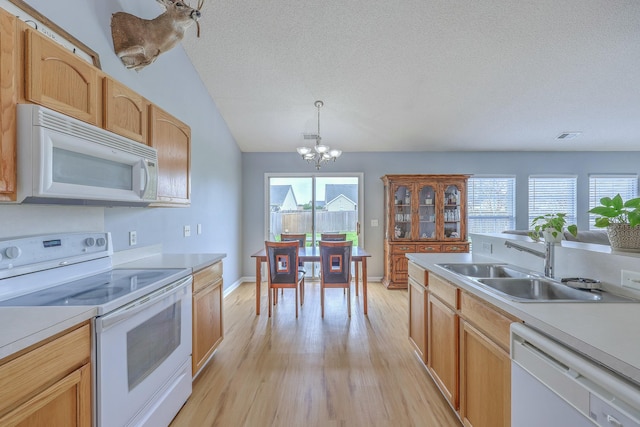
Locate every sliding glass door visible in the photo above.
<box><xmin>267</xmin><ymin>173</ymin><xmax>362</xmax><ymax>278</ymax></box>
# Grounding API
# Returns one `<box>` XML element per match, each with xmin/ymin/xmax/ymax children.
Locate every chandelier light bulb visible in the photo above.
<box><xmin>297</xmin><ymin>146</ymin><xmax>312</xmax><ymax>156</ymax></box>
<box><xmin>329</xmin><ymin>149</ymin><xmax>342</xmax><ymax>158</ymax></box>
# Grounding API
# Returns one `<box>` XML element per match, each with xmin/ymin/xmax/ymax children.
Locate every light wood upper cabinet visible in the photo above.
<box><xmin>149</xmin><ymin>104</ymin><xmax>191</xmax><ymax>205</ymax></box>
<box><xmin>192</xmin><ymin>261</ymin><xmax>224</xmax><ymax>377</ymax></box>
<box><xmin>0</xmin><ymin>323</ymin><xmax>92</xmax><ymax>426</ymax></box>
<box><xmin>103</xmin><ymin>77</ymin><xmax>148</xmax><ymax>144</ymax></box>
<box><xmin>24</xmin><ymin>28</ymin><xmax>100</xmax><ymax>126</ymax></box>
<box><xmin>0</xmin><ymin>8</ymin><xmax>17</xmax><ymax>201</ymax></box>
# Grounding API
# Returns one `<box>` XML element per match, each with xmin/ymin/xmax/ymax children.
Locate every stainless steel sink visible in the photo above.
<box><xmin>437</xmin><ymin>263</ymin><xmax>534</xmax><ymax>279</ymax></box>
<box><xmin>436</xmin><ymin>263</ymin><xmax>638</xmax><ymax>303</ymax></box>
<box><xmin>476</xmin><ymin>278</ymin><xmax>603</xmax><ymax>302</ymax></box>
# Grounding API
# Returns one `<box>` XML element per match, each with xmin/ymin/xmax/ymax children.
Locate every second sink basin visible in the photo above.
<box><xmin>477</xmin><ymin>278</ymin><xmax>602</xmax><ymax>302</ymax></box>
<box><xmin>437</xmin><ymin>263</ymin><xmax>534</xmax><ymax>279</ymax></box>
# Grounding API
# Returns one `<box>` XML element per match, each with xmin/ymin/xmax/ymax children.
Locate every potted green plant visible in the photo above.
<box><xmin>528</xmin><ymin>213</ymin><xmax>578</xmax><ymax>243</ymax></box>
<box><xmin>589</xmin><ymin>194</ymin><xmax>640</xmax><ymax>251</ymax></box>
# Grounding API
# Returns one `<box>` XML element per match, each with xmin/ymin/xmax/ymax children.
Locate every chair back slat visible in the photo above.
<box><xmin>281</xmin><ymin>233</ymin><xmax>306</xmax><ymax>247</ymax></box>
<box><xmin>320</xmin><ymin>240</ymin><xmax>352</xmax><ymax>284</ymax></box>
<box><xmin>266</xmin><ymin>241</ymin><xmax>300</xmax><ymax>284</ymax></box>
<box><xmin>320</xmin><ymin>233</ymin><xmax>346</xmax><ymax>241</ymax></box>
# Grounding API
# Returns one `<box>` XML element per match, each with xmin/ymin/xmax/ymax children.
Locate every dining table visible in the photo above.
<box><xmin>251</xmin><ymin>245</ymin><xmax>372</xmax><ymax>315</ymax></box>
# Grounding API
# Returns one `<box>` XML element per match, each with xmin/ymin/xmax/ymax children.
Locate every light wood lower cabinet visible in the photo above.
<box><xmin>192</xmin><ymin>261</ymin><xmax>224</xmax><ymax>377</ymax></box>
<box><xmin>459</xmin><ymin>321</ymin><xmax>510</xmax><ymax>427</ymax></box>
<box><xmin>0</xmin><ymin>323</ymin><xmax>92</xmax><ymax>426</ymax></box>
<box><xmin>408</xmin><ymin>277</ymin><xmax>427</xmax><ymax>363</ymax></box>
<box><xmin>428</xmin><ymin>293</ymin><xmax>459</xmax><ymax>409</ymax></box>
<box><xmin>407</xmin><ymin>265</ymin><xmax>519</xmax><ymax>427</ymax></box>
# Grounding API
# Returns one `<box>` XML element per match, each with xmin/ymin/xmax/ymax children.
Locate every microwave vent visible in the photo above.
<box><xmin>37</xmin><ymin>108</ymin><xmax>157</xmax><ymax>161</ymax></box>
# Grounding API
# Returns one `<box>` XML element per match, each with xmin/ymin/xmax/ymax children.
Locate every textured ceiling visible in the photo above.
<box><xmin>179</xmin><ymin>0</ymin><xmax>640</xmax><ymax>153</ymax></box>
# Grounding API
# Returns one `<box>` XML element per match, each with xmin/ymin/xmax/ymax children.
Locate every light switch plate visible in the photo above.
<box><xmin>621</xmin><ymin>270</ymin><xmax>640</xmax><ymax>291</ymax></box>
<box><xmin>197</xmin><ymin>224</ymin><xmax>202</xmax><ymax>235</ymax></box>
<box><xmin>129</xmin><ymin>231</ymin><xmax>137</xmax><ymax>246</ymax></box>
<box><xmin>482</xmin><ymin>242</ymin><xmax>492</xmax><ymax>253</ymax></box>
<box><xmin>371</xmin><ymin>219</ymin><xmax>379</xmax><ymax>227</ymax></box>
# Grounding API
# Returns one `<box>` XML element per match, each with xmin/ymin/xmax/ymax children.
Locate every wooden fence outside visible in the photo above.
<box><xmin>271</xmin><ymin>211</ymin><xmax>357</xmax><ymax>236</ymax></box>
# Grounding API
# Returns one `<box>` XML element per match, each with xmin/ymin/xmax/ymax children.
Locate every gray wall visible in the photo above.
<box><xmin>242</xmin><ymin>151</ymin><xmax>640</xmax><ymax>278</ymax></box>
<box><xmin>2</xmin><ymin>0</ymin><xmax>243</xmax><ymax>289</ymax></box>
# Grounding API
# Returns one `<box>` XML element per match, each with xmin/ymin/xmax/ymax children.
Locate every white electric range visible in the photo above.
<box><xmin>0</xmin><ymin>232</ymin><xmax>193</xmax><ymax>427</ymax></box>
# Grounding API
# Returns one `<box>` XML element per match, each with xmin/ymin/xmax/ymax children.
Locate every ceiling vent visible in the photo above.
<box><xmin>556</xmin><ymin>132</ymin><xmax>582</xmax><ymax>140</ymax></box>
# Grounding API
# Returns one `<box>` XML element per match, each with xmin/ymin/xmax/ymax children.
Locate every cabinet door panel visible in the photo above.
<box><xmin>460</xmin><ymin>321</ymin><xmax>510</xmax><ymax>427</ymax></box>
<box><xmin>149</xmin><ymin>105</ymin><xmax>191</xmax><ymax>205</ymax></box>
<box><xmin>0</xmin><ymin>9</ymin><xmax>17</xmax><ymax>200</ymax></box>
<box><xmin>390</xmin><ymin>254</ymin><xmax>409</xmax><ymax>283</ymax></box>
<box><xmin>25</xmin><ymin>29</ymin><xmax>99</xmax><ymax>125</ymax></box>
<box><xmin>408</xmin><ymin>278</ymin><xmax>427</xmax><ymax>363</ymax></box>
<box><xmin>104</xmin><ymin>78</ymin><xmax>148</xmax><ymax>143</ymax></box>
<box><xmin>428</xmin><ymin>295</ymin><xmax>459</xmax><ymax>409</ymax></box>
<box><xmin>193</xmin><ymin>279</ymin><xmax>223</xmax><ymax>376</ymax></box>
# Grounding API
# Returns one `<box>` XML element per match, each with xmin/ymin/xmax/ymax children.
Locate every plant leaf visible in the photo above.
<box><xmin>567</xmin><ymin>224</ymin><xmax>578</xmax><ymax>236</ymax></box>
<box><xmin>611</xmin><ymin>194</ymin><xmax>624</xmax><ymax>210</ymax></box>
<box><xmin>594</xmin><ymin>217</ymin><xmax>610</xmax><ymax>228</ymax></box>
<box><xmin>629</xmin><ymin>211</ymin><xmax>640</xmax><ymax>228</ymax></box>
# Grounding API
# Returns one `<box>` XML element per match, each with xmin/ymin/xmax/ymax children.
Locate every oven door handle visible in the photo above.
<box><xmin>96</xmin><ymin>275</ymin><xmax>192</xmax><ymax>332</ymax></box>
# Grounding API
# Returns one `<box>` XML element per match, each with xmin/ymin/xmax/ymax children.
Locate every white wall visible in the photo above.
<box><xmin>4</xmin><ymin>1</ymin><xmax>243</xmax><ymax>289</ymax></box>
<box><xmin>242</xmin><ymin>151</ymin><xmax>640</xmax><ymax>278</ymax></box>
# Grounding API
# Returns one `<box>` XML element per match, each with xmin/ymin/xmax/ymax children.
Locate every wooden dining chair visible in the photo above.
<box><xmin>319</xmin><ymin>240</ymin><xmax>353</xmax><ymax>317</ymax></box>
<box><xmin>320</xmin><ymin>233</ymin><xmax>346</xmax><ymax>241</ymax></box>
<box><xmin>265</xmin><ymin>241</ymin><xmax>305</xmax><ymax>317</ymax></box>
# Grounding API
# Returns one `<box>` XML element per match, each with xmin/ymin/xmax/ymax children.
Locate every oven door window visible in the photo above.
<box><xmin>126</xmin><ymin>302</ymin><xmax>181</xmax><ymax>390</ymax></box>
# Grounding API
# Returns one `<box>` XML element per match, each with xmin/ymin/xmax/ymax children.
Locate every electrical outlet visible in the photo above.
<box><xmin>197</xmin><ymin>224</ymin><xmax>202</xmax><ymax>235</ymax></box>
<box><xmin>183</xmin><ymin>225</ymin><xmax>191</xmax><ymax>237</ymax></box>
<box><xmin>129</xmin><ymin>231</ymin><xmax>137</xmax><ymax>246</ymax></box>
<box><xmin>621</xmin><ymin>270</ymin><xmax>640</xmax><ymax>291</ymax></box>
<box><xmin>482</xmin><ymin>242</ymin><xmax>492</xmax><ymax>253</ymax></box>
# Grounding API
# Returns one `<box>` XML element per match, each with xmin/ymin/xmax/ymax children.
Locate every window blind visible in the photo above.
<box><xmin>528</xmin><ymin>176</ymin><xmax>577</xmax><ymax>227</ymax></box>
<box><xmin>588</xmin><ymin>174</ymin><xmax>638</xmax><ymax>229</ymax></box>
<box><xmin>468</xmin><ymin>176</ymin><xmax>516</xmax><ymax>233</ymax></box>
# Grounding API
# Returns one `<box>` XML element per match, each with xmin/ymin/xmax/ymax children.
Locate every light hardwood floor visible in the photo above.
<box><xmin>170</xmin><ymin>280</ymin><xmax>461</xmax><ymax>427</ymax></box>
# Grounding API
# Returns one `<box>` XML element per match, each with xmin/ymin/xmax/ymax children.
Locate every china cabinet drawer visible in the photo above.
<box><xmin>417</xmin><ymin>244</ymin><xmax>442</xmax><ymax>253</ymax></box>
<box><xmin>428</xmin><ymin>273</ymin><xmax>459</xmax><ymax>309</ymax></box>
<box><xmin>391</xmin><ymin>244</ymin><xmax>416</xmax><ymax>254</ymax></box>
<box><xmin>442</xmin><ymin>243</ymin><xmax>469</xmax><ymax>253</ymax></box>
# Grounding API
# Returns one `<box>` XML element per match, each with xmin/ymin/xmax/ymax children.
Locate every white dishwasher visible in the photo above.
<box><xmin>511</xmin><ymin>323</ymin><xmax>640</xmax><ymax>427</ymax></box>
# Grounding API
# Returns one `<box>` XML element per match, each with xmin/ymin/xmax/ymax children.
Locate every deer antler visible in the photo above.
<box><xmin>195</xmin><ymin>0</ymin><xmax>205</xmax><ymax>38</ymax></box>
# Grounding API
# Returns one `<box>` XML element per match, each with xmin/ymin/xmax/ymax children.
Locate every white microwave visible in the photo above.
<box><xmin>16</xmin><ymin>104</ymin><xmax>158</xmax><ymax>206</ymax></box>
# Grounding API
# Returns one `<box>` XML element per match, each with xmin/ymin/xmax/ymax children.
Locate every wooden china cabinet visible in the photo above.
<box><xmin>381</xmin><ymin>174</ymin><xmax>470</xmax><ymax>289</ymax></box>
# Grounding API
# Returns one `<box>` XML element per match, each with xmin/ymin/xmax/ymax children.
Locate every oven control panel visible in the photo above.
<box><xmin>0</xmin><ymin>232</ymin><xmax>112</xmax><ymax>278</ymax></box>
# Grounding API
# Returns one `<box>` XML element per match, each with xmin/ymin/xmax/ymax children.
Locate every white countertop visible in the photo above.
<box><xmin>115</xmin><ymin>253</ymin><xmax>226</xmax><ymax>272</ymax></box>
<box><xmin>0</xmin><ymin>252</ymin><xmax>225</xmax><ymax>362</ymax></box>
<box><xmin>406</xmin><ymin>252</ymin><xmax>640</xmax><ymax>386</ymax></box>
<box><xmin>0</xmin><ymin>306</ymin><xmax>96</xmax><ymax>360</ymax></box>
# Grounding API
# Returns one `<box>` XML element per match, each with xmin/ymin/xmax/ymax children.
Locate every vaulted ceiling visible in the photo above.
<box><xmin>181</xmin><ymin>0</ymin><xmax>640</xmax><ymax>153</ymax></box>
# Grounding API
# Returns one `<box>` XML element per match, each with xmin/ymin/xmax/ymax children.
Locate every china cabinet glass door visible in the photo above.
<box><xmin>418</xmin><ymin>184</ymin><xmax>436</xmax><ymax>240</ymax></box>
<box><xmin>393</xmin><ymin>184</ymin><xmax>412</xmax><ymax>239</ymax></box>
<box><xmin>443</xmin><ymin>184</ymin><xmax>462</xmax><ymax>239</ymax></box>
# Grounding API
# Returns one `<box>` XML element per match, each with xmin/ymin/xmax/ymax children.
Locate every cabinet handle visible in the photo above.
<box><xmin>426</xmin><ymin>247</ymin><xmax>434</xmax><ymax>251</ymax></box>
<box><xmin>400</xmin><ymin>246</ymin><xmax>410</xmax><ymax>250</ymax></box>
<box><xmin>450</xmin><ymin>246</ymin><xmax>459</xmax><ymax>251</ymax></box>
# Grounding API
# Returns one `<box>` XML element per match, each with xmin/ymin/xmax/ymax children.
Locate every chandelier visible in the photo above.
<box><xmin>296</xmin><ymin>100</ymin><xmax>342</xmax><ymax>170</ymax></box>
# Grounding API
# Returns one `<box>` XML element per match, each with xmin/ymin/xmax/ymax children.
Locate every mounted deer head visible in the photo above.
<box><xmin>111</xmin><ymin>0</ymin><xmax>204</xmax><ymax>71</ymax></box>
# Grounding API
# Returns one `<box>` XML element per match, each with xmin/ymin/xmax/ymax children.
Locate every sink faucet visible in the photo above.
<box><xmin>504</xmin><ymin>241</ymin><xmax>555</xmax><ymax>278</ymax></box>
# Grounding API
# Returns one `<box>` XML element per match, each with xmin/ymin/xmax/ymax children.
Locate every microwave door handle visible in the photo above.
<box><xmin>140</xmin><ymin>160</ymin><xmax>149</xmax><ymax>196</ymax></box>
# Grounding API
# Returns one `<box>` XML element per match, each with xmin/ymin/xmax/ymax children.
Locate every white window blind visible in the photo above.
<box><xmin>528</xmin><ymin>176</ymin><xmax>577</xmax><ymax>227</ymax></box>
<box><xmin>468</xmin><ymin>176</ymin><xmax>516</xmax><ymax>233</ymax></box>
<box><xmin>589</xmin><ymin>174</ymin><xmax>638</xmax><ymax>229</ymax></box>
